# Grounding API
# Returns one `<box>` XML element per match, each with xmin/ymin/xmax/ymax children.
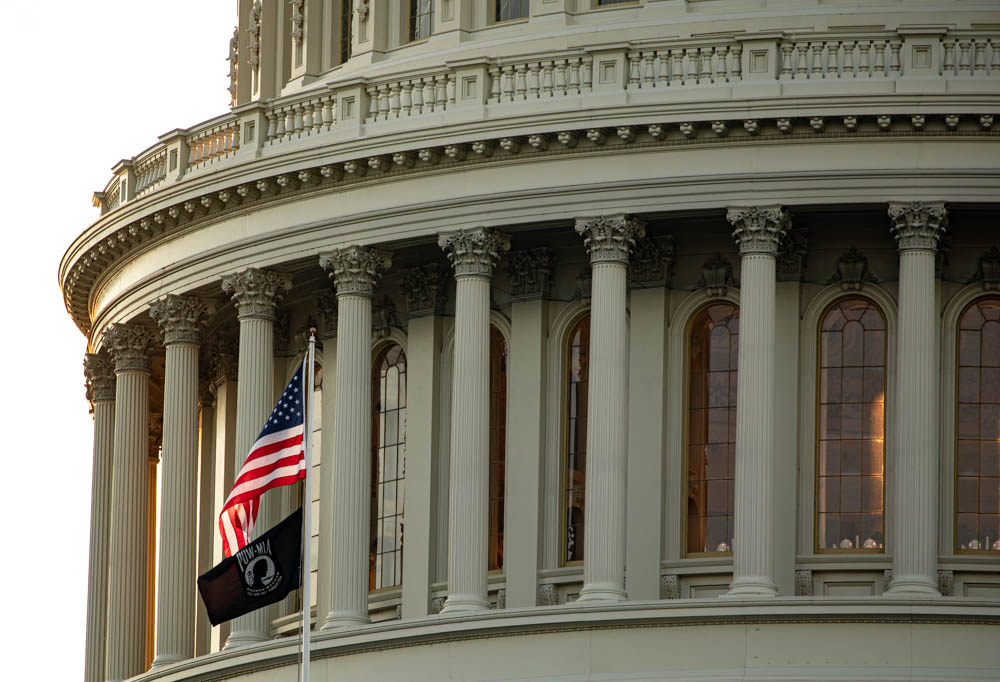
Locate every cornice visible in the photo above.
<box><xmin>60</xmin><ymin>112</ymin><xmax>1000</xmax><ymax>335</ymax></box>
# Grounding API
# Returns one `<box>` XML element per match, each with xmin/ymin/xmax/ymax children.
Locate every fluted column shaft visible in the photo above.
<box><xmin>318</xmin><ymin>247</ymin><xmax>391</xmax><ymax>628</ymax></box>
<box><xmin>83</xmin><ymin>354</ymin><xmax>115</xmax><ymax>682</ymax></box>
<box><xmin>575</xmin><ymin>215</ymin><xmax>644</xmax><ymax>603</ymax></box>
<box><xmin>104</xmin><ymin>324</ymin><xmax>156</xmax><ymax>682</ymax></box>
<box><xmin>439</xmin><ymin>227</ymin><xmax>508</xmax><ymax>612</ymax></box>
<box><xmin>221</xmin><ymin>269</ymin><xmax>292</xmax><ymax>647</ymax></box>
<box><xmin>886</xmin><ymin>201</ymin><xmax>946</xmax><ymax>595</ymax></box>
<box><xmin>726</xmin><ymin>206</ymin><xmax>787</xmax><ymax>597</ymax></box>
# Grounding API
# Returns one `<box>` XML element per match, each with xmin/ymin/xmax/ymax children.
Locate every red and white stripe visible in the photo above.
<box><xmin>219</xmin><ymin>425</ymin><xmax>306</xmax><ymax>557</ymax></box>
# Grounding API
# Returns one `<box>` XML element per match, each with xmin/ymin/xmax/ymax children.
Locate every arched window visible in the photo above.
<box><xmin>488</xmin><ymin>326</ymin><xmax>508</xmax><ymax>571</ymax></box>
<box><xmin>685</xmin><ymin>303</ymin><xmax>739</xmax><ymax>556</ymax></box>
<box><xmin>564</xmin><ymin>314</ymin><xmax>590</xmax><ymax>564</ymax></box>
<box><xmin>371</xmin><ymin>343</ymin><xmax>406</xmax><ymax>590</ymax></box>
<box><xmin>956</xmin><ymin>297</ymin><xmax>1000</xmax><ymax>553</ymax></box>
<box><xmin>816</xmin><ymin>298</ymin><xmax>886</xmax><ymax>552</ymax></box>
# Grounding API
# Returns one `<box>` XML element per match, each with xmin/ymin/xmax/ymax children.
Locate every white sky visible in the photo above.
<box><xmin>0</xmin><ymin>2</ymin><xmax>236</xmax><ymax>677</ymax></box>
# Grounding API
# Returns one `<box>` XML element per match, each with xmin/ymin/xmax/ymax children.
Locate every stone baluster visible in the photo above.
<box><xmin>438</xmin><ymin>228</ymin><xmax>510</xmax><ymax>613</ymax></box>
<box><xmin>220</xmin><ymin>269</ymin><xmax>293</xmax><ymax>647</ymax></box>
<box><xmin>725</xmin><ymin>206</ymin><xmax>789</xmax><ymax>597</ymax></box>
<box><xmin>318</xmin><ymin>246</ymin><xmax>392</xmax><ymax>628</ymax></box>
<box><xmin>103</xmin><ymin>322</ymin><xmax>157</xmax><ymax>682</ymax></box>
<box><xmin>885</xmin><ymin>201</ymin><xmax>947</xmax><ymax>596</ymax></box>
<box><xmin>83</xmin><ymin>352</ymin><xmax>116</xmax><ymax>682</ymax></box>
<box><xmin>148</xmin><ymin>295</ymin><xmax>213</xmax><ymax>666</ymax></box>
<box><xmin>574</xmin><ymin>214</ymin><xmax>645</xmax><ymax>603</ymax></box>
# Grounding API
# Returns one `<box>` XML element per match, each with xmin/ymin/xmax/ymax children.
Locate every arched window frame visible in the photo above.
<box><xmin>560</xmin><ymin>311</ymin><xmax>591</xmax><ymax>566</ymax></box>
<box><xmin>488</xmin><ymin>324</ymin><xmax>510</xmax><ymax>572</ymax></box>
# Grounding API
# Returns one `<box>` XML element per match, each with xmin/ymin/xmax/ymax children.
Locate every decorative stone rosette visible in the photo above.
<box><xmin>148</xmin><ymin>294</ymin><xmax>214</xmax><ymax>345</ymax></box>
<box><xmin>319</xmin><ymin>245</ymin><xmax>392</xmax><ymax>295</ymax></box>
<box><xmin>575</xmin><ymin>214</ymin><xmax>646</xmax><ymax>264</ymax></box>
<box><xmin>103</xmin><ymin>322</ymin><xmax>158</xmax><ymax>373</ymax></box>
<box><xmin>84</xmin><ymin>351</ymin><xmax>116</xmax><ymax>402</ymax></box>
<box><xmin>727</xmin><ymin>206</ymin><xmax>790</xmax><ymax>256</ymax></box>
<box><xmin>221</xmin><ymin>268</ymin><xmax>292</xmax><ymax>320</ymax></box>
<box><xmin>888</xmin><ymin>201</ymin><xmax>948</xmax><ymax>251</ymax></box>
<box><xmin>439</xmin><ymin>227</ymin><xmax>511</xmax><ymax>278</ymax></box>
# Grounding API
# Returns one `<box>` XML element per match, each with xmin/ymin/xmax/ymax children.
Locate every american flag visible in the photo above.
<box><xmin>219</xmin><ymin>361</ymin><xmax>307</xmax><ymax>557</ymax></box>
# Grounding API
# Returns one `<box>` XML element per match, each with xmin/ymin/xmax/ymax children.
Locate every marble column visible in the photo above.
<box><xmin>886</xmin><ymin>201</ymin><xmax>947</xmax><ymax>595</ymax></box>
<box><xmin>83</xmin><ymin>352</ymin><xmax>116</xmax><ymax>682</ymax></box>
<box><xmin>103</xmin><ymin>322</ymin><xmax>157</xmax><ymax>682</ymax></box>
<box><xmin>149</xmin><ymin>295</ymin><xmax>212</xmax><ymax>666</ymax></box>
<box><xmin>574</xmin><ymin>214</ymin><xmax>645</xmax><ymax>603</ymax></box>
<box><xmin>438</xmin><ymin>228</ymin><xmax>510</xmax><ymax>613</ymax></box>
<box><xmin>725</xmin><ymin>206</ymin><xmax>788</xmax><ymax>597</ymax></box>
<box><xmin>318</xmin><ymin>246</ymin><xmax>391</xmax><ymax>629</ymax></box>
<box><xmin>221</xmin><ymin>269</ymin><xmax>292</xmax><ymax>647</ymax></box>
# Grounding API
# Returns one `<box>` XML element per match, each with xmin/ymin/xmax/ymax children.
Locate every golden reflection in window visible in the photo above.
<box><xmin>956</xmin><ymin>298</ymin><xmax>1000</xmax><ymax>553</ymax></box>
<box><xmin>564</xmin><ymin>315</ymin><xmax>590</xmax><ymax>564</ymax></box>
<box><xmin>370</xmin><ymin>344</ymin><xmax>406</xmax><ymax>590</ymax></box>
<box><xmin>817</xmin><ymin>298</ymin><xmax>886</xmax><ymax>552</ymax></box>
<box><xmin>686</xmin><ymin>303</ymin><xmax>738</xmax><ymax>556</ymax></box>
<box><xmin>488</xmin><ymin>326</ymin><xmax>508</xmax><ymax>571</ymax></box>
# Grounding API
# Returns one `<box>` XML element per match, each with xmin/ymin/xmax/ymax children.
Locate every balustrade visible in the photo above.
<box><xmin>626</xmin><ymin>43</ymin><xmax>741</xmax><ymax>88</ymax></box>
<box><xmin>134</xmin><ymin>151</ymin><xmax>167</xmax><ymax>197</ymax></box>
<box><xmin>366</xmin><ymin>72</ymin><xmax>455</xmax><ymax>122</ymax></box>
<box><xmin>187</xmin><ymin>122</ymin><xmax>240</xmax><ymax>168</ymax></box>
<box><xmin>488</xmin><ymin>56</ymin><xmax>593</xmax><ymax>102</ymax></box>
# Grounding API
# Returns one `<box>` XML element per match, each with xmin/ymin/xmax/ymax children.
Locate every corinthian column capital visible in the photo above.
<box><xmin>438</xmin><ymin>227</ymin><xmax>510</xmax><ymax>277</ymax></box>
<box><xmin>221</xmin><ymin>268</ymin><xmax>292</xmax><ymax>320</ymax></box>
<box><xmin>319</xmin><ymin>245</ymin><xmax>392</xmax><ymax>296</ymax></box>
<box><xmin>103</xmin><ymin>323</ymin><xmax>158</xmax><ymax>373</ymax></box>
<box><xmin>727</xmin><ymin>206</ymin><xmax>789</xmax><ymax>256</ymax></box>
<box><xmin>84</xmin><ymin>351</ymin><xmax>117</xmax><ymax>402</ymax></box>
<box><xmin>575</xmin><ymin>214</ymin><xmax>645</xmax><ymax>264</ymax></box>
<box><xmin>149</xmin><ymin>295</ymin><xmax>215</xmax><ymax>346</ymax></box>
<box><xmin>888</xmin><ymin>201</ymin><xmax>948</xmax><ymax>252</ymax></box>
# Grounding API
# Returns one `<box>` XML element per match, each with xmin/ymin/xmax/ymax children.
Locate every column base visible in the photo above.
<box><xmin>723</xmin><ymin>576</ymin><xmax>778</xmax><ymax>598</ymax></box>
<box><xmin>223</xmin><ymin>629</ymin><xmax>270</xmax><ymax>649</ymax></box>
<box><xmin>440</xmin><ymin>594</ymin><xmax>490</xmax><ymax>614</ymax></box>
<box><xmin>319</xmin><ymin>610</ymin><xmax>371</xmax><ymax>630</ymax></box>
<box><xmin>575</xmin><ymin>583</ymin><xmax>627</xmax><ymax>603</ymax></box>
<box><xmin>885</xmin><ymin>575</ymin><xmax>941</xmax><ymax>597</ymax></box>
<box><xmin>149</xmin><ymin>653</ymin><xmax>185</xmax><ymax>669</ymax></box>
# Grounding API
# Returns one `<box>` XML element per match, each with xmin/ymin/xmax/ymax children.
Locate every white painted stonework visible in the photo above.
<box><xmin>65</xmin><ymin>1</ymin><xmax>1000</xmax><ymax>681</ymax></box>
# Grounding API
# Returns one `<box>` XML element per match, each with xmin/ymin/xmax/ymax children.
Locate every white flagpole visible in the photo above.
<box><xmin>301</xmin><ymin>330</ymin><xmax>316</xmax><ymax>682</ymax></box>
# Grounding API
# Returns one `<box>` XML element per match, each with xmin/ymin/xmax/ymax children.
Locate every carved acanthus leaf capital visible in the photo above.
<box><xmin>727</xmin><ymin>206</ymin><xmax>790</xmax><ymax>256</ymax></box>
<box><xmin>103</xmin><ymin>322</ymin><xmax>158</xmax><ymax>373</ymax></box>
<box><xmin>221</xmin><ymin>268</ymin><xmax>292</xmax><ymax>320</ymax></box>
<box><xmin>505</xmin><ymin>247</ymin><xmax>556</xmax><ymax>300</ymax></box>
<box><xmin>888</xmin><ymin>201</ymin><xmax>947</xmax><ymax>252</ymax></box>
<box><xmin>319</xmin><ymin>246</ymin><xmax>392</xmax><ymax>296</ymax></box>
<box><xmin>316</xmin><ymin>289</ymin><xmax>339</xmax><ymax>338</ymax></box>
<box><xmin>438</xmin><ymin>227</ymin><xmax>511</xmax><ymax>278</ymax></box>
<box><xmin>400</xmin><ymin>264</ymin><xmax>449</xmax><ymax>315</ymax></box>
<box><xmin>148</xmin><ymin>294</ymin><xmax>215</xmax><ymax>345</ymax></box>
<box><xmin>575</xmin><ymin>214</ymin><xmax>645</xmax><ymax>264</ymax></box>
<box><xmin>84</xmin><ymin>351</ymin><xmax>116</xmax><ymax>402</ymax></box>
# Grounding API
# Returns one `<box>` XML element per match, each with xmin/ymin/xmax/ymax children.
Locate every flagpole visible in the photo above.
<box><xmin>301</xmin><ymin>330</ymin><xmax>316</xmax><ymax>682</ymax></box>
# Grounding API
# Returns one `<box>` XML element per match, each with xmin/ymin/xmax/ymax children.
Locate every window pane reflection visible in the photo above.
<box><xmin>488</xmin><ymin>326</ymin><xmax>507</xmax><ymax>571</ymax></box>
<box><xmin>686</xmin><ymin>303</ymin><xmax>738</xmax><ymax>555</ymax></box>
<box><xmin>956</xmin><ymin>298</ymin><xmax>1000</xmax><ymax>552</ymax></box>
<box><xmin>564</xmin><ymin>315</ymin><xmax>589</xmax><ymax>563</ymax></box>
<box><xmin>371</xmin><ymin>344</ymin><xmax>406</xmax><ymax>590</ymax></box>
<box><xmin>817</xmin><ymin>298</ymin><xmax>885</xmax><ymax>552</ymax></box>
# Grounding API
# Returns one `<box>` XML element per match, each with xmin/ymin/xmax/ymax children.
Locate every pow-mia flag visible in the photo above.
<box><xmin>198</xmin><ymin>507</ymin><xmax>302</xmax><ymax>626</ymax></box>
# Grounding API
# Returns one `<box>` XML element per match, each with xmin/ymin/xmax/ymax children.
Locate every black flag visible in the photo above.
<box><xmin>198</xmin><ymin>507</ymin><xmax>303</xmax><ymax>626</ymax></box>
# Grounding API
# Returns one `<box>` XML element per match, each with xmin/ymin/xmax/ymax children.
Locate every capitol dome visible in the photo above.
<box><xmin>63</xmin><ymin>1</ymin><xmax>1000</xmax><ymax>680</ymax></box>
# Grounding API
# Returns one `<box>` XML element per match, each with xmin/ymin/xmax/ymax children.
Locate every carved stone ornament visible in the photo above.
<box><xmin>697</xmin><ymin>253</ymin><xmax>738</xmax><ymax>297</ymax></box>
<box><xmin>828</xmin><ymin>247</ymin><xmax>878</xmax><ymax>291</ymax></box>
<box><xmin>937</xmin><ymin>569</ymin><xmax>954</xmax><ymax>597</ymax></box>
<box><xmin>84</xmin><ymin>351</ymin><xmax>116</xmax><ymax>403</ymax></box>
<box><xmin>970</xmin><ymin>247</ymin><xmax>1000</xmax><ymax>290</ymax></box>
<box><xmin>496</xmin><ymin>589</ymin><xmax>506</xmax><ymax>609</ymax></box>
<box><xmin>319</xmin><ymin>246</ymin><xmax>392</xmax><ymax>296</ymax></box>
<box><xmin>888</xmin><ymin>201</ymin><xmax>948</xmax><ymax>252</ymax></box>
<box><xmin>574</xmin><ymin>266</ymin><xmax>592</xmax><ymax>302</ymax></box>
<box><xmin>630</xmin><ymin>236</ymin><xmax>676</xmax><ymax>288</ymax></box>
<box><xmin>289</xmin><ymin>0</ymin><xmax>304</xmax><ymax>44</ymax></box>
<box><xmin>575</xmin><ymin>214</ymin><xmax>646</xmax><ymax>264</ymax></box>
<box><xmin>148</xmin><ymin>294</ymin><xmax>214</xmax><ymax>346</ymax></box>
<box><xmin>727</xmin><ymin>206</ymin><xmax>790</xmax><ymax>256</ymax></box>
<box><xmin>221</xmin><ymin>268</ymin><xmax>292</xmax><ymax>320</ymax></box>
<box><xmin>206</xmin><ymin>334</ymin><xmax>238</xmax><ymax>384</ymax></box>
<box><xmin>247</xmin><ymin>0</ymin><xmax>262</xmax><ymax>70</ymax></box>
<box><xmin>659</xmin><ymin>574</ymin><xmax>680</xmax><ymax>600</ymax></box>
<box><xmin>149</xmin><ymin>412</ymin><xmax>163</xmax><ymax>461</ymax></box>
<box><xmin>400</xmin><ymin>264</ymin><xmax>449</xmax><ymax>316</ymax></box>
<box><xmin>537</xmin><ymin>583</ymin><xmax>559</xmax><ymax>606</ymax></box>
<box><xmin>439</xmin><ymin>227</ymin><xmax>511</xmax><ymax>278</ymax></box>
<box><xmin>505</xmin><ymin>247</ymin><xmax>556</xmax><ymax>300</ymax></box>
<box><xmin>227</xmin><ymin>26</ymin><xmax>239</xmax><ymax>107</ymax></box>
<box><xmin>794</xmin><ymin>570</ymin><xmax>813</xmax><ymax>596</ymax></box>
<box><xmin>316</xmin><ymin>289</ymin><xmax>339</xmax><ymax>338</ymax></box>
<box><xmin>776</xmin><ymin>228</ymin><xmax>808</xmax><ymax>281</ymax></box>
<box><xmin>372</xmin><ymin>296</ymin><xmax>402</xmax><ymax>340</ymax></box>
<box><xmin>103</xmin><ymin>322</ymin><xmax>158</xmax><ymax>373</ymax></box>
<box><xmin>198</xmin><ymin>376</ymin><xmax>215</xmax><ymax>408</ymax></box>
<box><xmin>273</xmin><ymin>310</ymin><xmax>291</xmax><ymax>354</ymax></box>
<box><xmin>356</xmin><ymin>0</ymin><xmax>370</xmax><ymax>20</ymax></box>
<box><xmin>429</xmin><ymin>596</ymin><xmax>445</xmax><ymax>614</ymax></box>
<box><xmin>883</xmin><ymin>569</ymin><xmax>893</xmax><ymax>590</ymax></box>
